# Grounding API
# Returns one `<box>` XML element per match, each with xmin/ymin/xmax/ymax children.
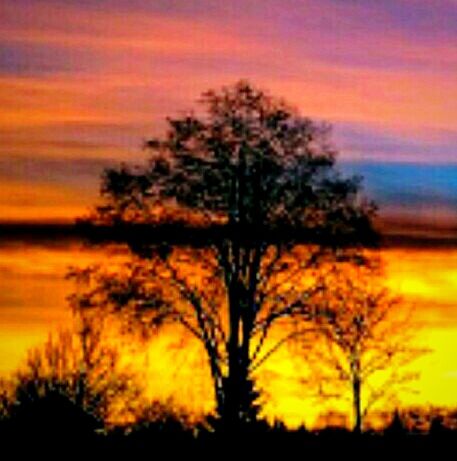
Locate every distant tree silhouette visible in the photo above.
<box><xmin>72</xmin><ymin>80</ymin><xmax>377</xmax><ymax>432</ymax></box>
<box><xmin>300</xmin><ymin>262</ymin><xmax>429</xmax><ymax>434</ymax></box>
<box><xmin>126</xmin><ymin>399</ymin><xmax>197</xmax><ymax>443</ymax></box>
<box><xmin>384</xmin><ymin>409</ymin><xmax>407</xmax><ymax>436</ymax></box>
<box><xmin>380</xmin><ymin>406</ymin><xmax>457</xmax><ymax>435</ymax></box>
<box><xmin>315</xmin><ymin>410</ymin><xmax>349</xmax><ymax>432</ymax></box>
<box><xmin>0</xmin><ymin>378</ymin><xmax>11</xmax><ymax>422</ymax></box>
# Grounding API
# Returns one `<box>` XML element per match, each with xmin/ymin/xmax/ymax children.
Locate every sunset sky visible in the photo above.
<box><xmin>1</xmin><ymin>0</ymin><xmax>457</xmax><ymax>428</ymax></box>
<box><xmin>1</xmin><ymin>0</ymin><xmax>457</xmax><ymax>225</ymax></box>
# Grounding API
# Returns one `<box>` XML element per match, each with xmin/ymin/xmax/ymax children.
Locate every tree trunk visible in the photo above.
<box><xmin>222</xmin><ymin>277</ymin><xmax>243</xmax><ymax>432</ymax></box>
<box><xmin>352</xmin><ymin>375</ymin><xmax>362</xmax><ymax>434</ymax></box>
<box><xmin>216</xmin><ymin>230</ymin><xmax>261</xmax><ymax>433</ymax></box>
<box><xmin>220</xmin><ymin>277</ymin><xmax>257</xmax><ymax>433</ymax></box>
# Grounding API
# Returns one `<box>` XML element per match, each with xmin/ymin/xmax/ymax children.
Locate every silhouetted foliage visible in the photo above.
<box><xmin>388</xmin><ymin>406</ymin><xmax>457</xmax><ymax>435</ymax></box>
<box><xmin>0</xmin><ymin>378</ymin><xmax>12</xmax><ymax>426</ymax></box>
<box><xmin>3</xmin><ymin>379</ymin><xmax>101</xmax><ymax>441</ymax></box>
<box><xmin>2</xmin><ymin>311</ymin><xmax>143</xmax><ymax>438</ymax></box>
<box><xmin>72</xmin><ymin>80</ymin><xmax>377</xmax><ymax>432</ymax></box>
<box><xmin>384</xmin><ymin>409</ymin><xmax>407</xmax><ymax>436</ymax></box>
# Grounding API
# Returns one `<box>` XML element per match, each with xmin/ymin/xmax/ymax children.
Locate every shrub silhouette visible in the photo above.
<box><xmin>2</xmin><ymin>377</ymin><xmax>100</xmax><ymax>440</ymax></box>
<box><xmin>0</xmin><ymin>312</ymin><xmax>144</xmax><ymax>440</ymax></box>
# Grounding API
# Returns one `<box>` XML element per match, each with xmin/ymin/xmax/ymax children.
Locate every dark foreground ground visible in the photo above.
<box><xmin>1</xmin><ymin>418</ymin><xmax>456</xmax><ymax>457</ymax></box>
<box><xmin>1</xmin><ymin>390</ymin><xmax>456</xmax><ymax>455</ymax></box>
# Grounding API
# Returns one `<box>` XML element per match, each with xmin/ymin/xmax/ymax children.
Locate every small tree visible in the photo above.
<box><xmin>73</xmin><ymin>81</ymin><xmax>377</xmax><ymax>432</ymax></box>
<box><xmin>302</xmin><ymin>262</ymin><xmax>428</xmax><ymax>434</ymax></box>
<box><xmin>11</xmin><ymin>310</ymin><xmax>142</xmax><ymax>429</ymax></box>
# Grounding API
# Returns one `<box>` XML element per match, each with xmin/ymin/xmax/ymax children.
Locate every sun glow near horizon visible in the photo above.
<box><xmin>1</xmin><ymin>242</ymin><xmax>457</xmax><ymax>427</ymax></box>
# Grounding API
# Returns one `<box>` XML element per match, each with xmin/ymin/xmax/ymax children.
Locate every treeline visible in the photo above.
<box><xmin>1</xmin><ymin>377</ymin><xmax>457</xmax><ymax>448</ymax></box>
<box><xmin>0</xmin><ymin>322</ymin><xmax>455</xmax><ymax>446</ymax></box>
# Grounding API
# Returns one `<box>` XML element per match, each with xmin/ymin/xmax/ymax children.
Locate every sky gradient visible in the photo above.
<box><xmin>1</xmin><ymin>1</ymin><xmax>457</xmax><ymax>427</ymax></box>
<box><xmin>1</xmin><ymin>0</ymin><xmax>457</xmax><ymax>226</ymax></box>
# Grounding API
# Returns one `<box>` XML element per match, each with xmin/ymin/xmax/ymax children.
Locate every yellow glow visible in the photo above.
<box><xmin>0</xmin><ymin>244</ymin><xmax>456</xmax><ymax>427</ymax></box>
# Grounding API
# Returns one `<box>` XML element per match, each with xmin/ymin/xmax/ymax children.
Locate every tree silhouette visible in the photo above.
<box><xmin>73</xmin><ymin>80</ymin><xmax>377</xmax><ymax>432</ymax></box>
<box><xmin>9</xmin><ymin>310</ymin><xmax>142</xmax><ymax>431</ymax></box>
<box><xmin>300</xmin><ymin>261</ymin><xmax>429</xmax><ymax>434</ymax></box>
